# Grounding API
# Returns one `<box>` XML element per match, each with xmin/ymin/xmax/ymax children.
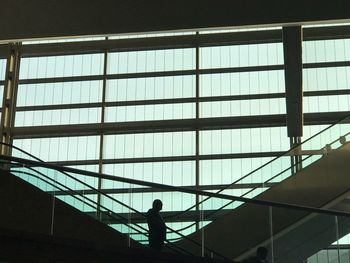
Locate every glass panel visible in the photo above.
<box><xmin>0</xmin><ymin>59</ymin><xmax>6</xmax><ymax>80</ymax></box>
<box><xmin>17</xmin><ymin>81</ymin><xmax>103</xmax><ymax>106</ymax></box>
<box><xmin>200</xmin><ymin>98</ymin><xmax>286</xmax><ymax>117</ymax></box>
<box><xmin>108</xmin><ymin>48</ymin><xmax>195</xmax><ymax>74</ymax></box>
<box><xmin>304</xmin><ymin>95</ymin><xmax>350</xmax><ymax>113</ymax></box>
<box><xmin>304</xmin><ymin>67</ymin><xmax>350</xmax><ymax>92</ymax></box>
<box><xmin>103</xmin><ymin>132</ymin><xmax>195</xmax><ymax>159</ymax></box>
<box><xmin>104</xmin><ymin>103</ymin><xmax>195</xmax><ymax>122</ymax></box>
<box><xmin>200</xmin><ymin>70</ymin><xmax>285</xmax><ymax>96</ymax></box>
<box><xmin>303</xmin><ymin>39</ymin><xmax>350</xmax><ymax>63</ymax></box>
<box><xmin>0</xmin><ymin>85</ymin><xmax>3</xmax><ymax>105</ymax></box>
<box><xmin>106</xmin><ymin>76</ymin><xmax>195</xmax><ymax>101</ymax></box>
<box><xmin>102</xmin><ymin>161</ymin><xmax>195</xmax><ymax>186</ymax></box>
<box><xmin>200</xmin><ymin>43</ymin><xmax>284</xmax><ymax>69</ymax></box>
<box><xmin>200</xmin><ymin>157</ymin><xmax>281</xmax><ymax>185</ymax></box>
<box><xmin>15</xmin><ymin>108</ymin><xmax>101</xmax><ymax>126</ymax></box>
<box><xmin>20</xmin><ymin>53</ymin><xmax>104</xmax><ymax>79</ymax></box>
<box><xmin>200</xmin><ymin>127</ymin><xmax>289</xmax><ymax>155</ymax></box>
<box><xmin>13</xmin><ymin>136</ymin><xmax>100</xmax><ymax>162</ymax></box>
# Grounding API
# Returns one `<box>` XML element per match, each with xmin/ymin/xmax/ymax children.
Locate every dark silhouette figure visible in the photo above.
<box><xmin>244</xmin><ymin>247</ymin><xmax>268</xmax><ymax>263</ymax></box>
<box><xmin>146</xmin><ymin>199</ymin><xmax>166</xmax><ymax>251</ymax></box>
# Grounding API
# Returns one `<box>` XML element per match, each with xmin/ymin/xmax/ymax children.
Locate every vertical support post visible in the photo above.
<box><xmin>283</xmin><ymin>26</ymin><xmax>303</xmax><ymax>174</ymax></box>
<box><xmin>97</xmin><ymin>45</ymin><xmax>108</xmax><ymax>216</ymax></box>
<box><xmin>195</xmin><ymin>32</ymin><xmax>200</xmax><ymax>232</ymax></box>
<box><xmin>0</xmin><ymin>43</ymin><xmax>21</xmax><ymax>157</ymax></box>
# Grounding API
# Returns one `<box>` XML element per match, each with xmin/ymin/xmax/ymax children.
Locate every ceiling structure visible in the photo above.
<box><xmin>1</xmin><ymin>0</ymin><xmax>350</xmax><ymax>41</ymax></box>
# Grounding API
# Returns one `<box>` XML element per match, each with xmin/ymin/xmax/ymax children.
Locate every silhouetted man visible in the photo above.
<box><xmin>146</xmin><ymin>199</ymin><xmax>166</xmax><ymax>251</ymax></box>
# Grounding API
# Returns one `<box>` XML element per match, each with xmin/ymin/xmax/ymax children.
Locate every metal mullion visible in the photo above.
<box><xmin>16</xmin><ymin>93</ymin><xmax>287</xmax><ymax>112</ymax></box>
<box><xmin>0</xmin><ymin>81</ymin><xmax>5</xmax><ymax>85</ymax></box>
<box><xmin>16</xmin><ymin>102</ymin><xmax>102</xmax><ymax>112</ymax></box>
<box><xmin>17</xmin><ymin>65</ymin><xmax>284</xmax><ymax>85</ymax></box>
<box><xmin>97</xmin><ymin>46</ymin><xmax>108</xmax><ymax>214</ymax></box>
<box><xmin>11</xmin><ymin>115</ymin><xmax>288</xmax><ymax>138</ymax></box>
<box><xmin>304</xmin><ymin>89</ymin><xmax>350</xmax><ymax>97</ymax></box>
<box><xmin>304</xmin><ymin>25</ymin><xmax>350</xmax><ymax>41</ymax></box>
<box><xmin>47</xmin><ymin>151</ymin><xmax>287</xmax><ymax>166</ymax></box>
<box><xmin>52</xmin><ymin>182</ymin><xmax>278</xmax><ymax>196</ymax></box>
<box><xmin>20</xmin><ymin>30</ymin><xmax>283</xmax><ymax>58</ymax></box>
<box><xmin>12</xmin><ymin>112</ymin><xmax>349</xmax><ymax>139</ymax></box>
<box><xmin>0</xmin><ymin>43</ymin><xmax>21</xmax><ymax>155</ymax></box>
<box><xmin>19</xmin><ymin>74</ymin><xmax>103</xmax><ymax>85</ymax></box>
<box><xmin>304</xmin><ymin>61</ymin><xmax>350</xmax><ymax>69</ymax></box>
<box><xmin>199</xmin><ymin>65</ymin><xmax>284</xmax><ymax>74</ymax></box>
<box><xmin>195</xmin><ymin>32</ymin><xmax>201</xmax><ymax>231</ymax></box>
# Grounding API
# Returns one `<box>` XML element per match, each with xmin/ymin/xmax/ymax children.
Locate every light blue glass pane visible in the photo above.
<box><xmin>200</xmin><ymin>70</ymin><xmax>285</xmax><ymax>96</ymax></box>
<box><xmin>102</xmin><ymin>161</ymin><xmax>195</xmax><ymax>186</ymax></box>
<box><xmin>65</xmin><ymin>169</ymin><xmax>99</xmax><ymax>189</ymax></box>
<box><xmin>303</xmin><ymin>39</ymin><xmax>350</xmax><ymax>63</ymax></box>
<box><xmin>58</xmin><ymin>194</ymin><xmax>97</xmax><ymax>213</ymax></box>
<box><xmin>304</xmin><ymin>95</ymin><xmax>350</xmax><ymax>113</ymax></box>
<box><xmin>103</xmin><ymin>132</ymin><xmax>195</xmax><ymax>159</ymax></box>
<box><xmin>13</xmin><ymin>136</ymin><xmax>100</xmax><ymax>162</ymax></box>
<box><xmin>104</xmin><ymin>103</ymin><xmax>195</xmax><ymax>122</ymax></box>
<box><xmin>200</xmin><ymin>127</ymin><xmax>289</xmax><ymax>155</ymax></box>
<box><xmin>200</xmin><ymin>98</ymin><xmax>286</xmax><ymax>118</ymax></box>
<box><xmin>15</xmin><ymin>108</ymin><xmax>101</xmax><ymax>126</ymax></box>
<box><xmin>200</xmin><ymin>43</ymin><xmax>283</xmax><ymax>69</ymax></box>
<box><xmin>20</xmin><ymin>53</ymin><xmax>104</xmax><ymax>79</ymax></box>
<box><xmin>199</xmin><ymin>157</ymin><xmax>283</xmax><ymax>185</ymax></box>
<box><xmin>0</xmin><ymin>85</ymin><xmax>3</xmax><ymax>105</ymax></box>
<box><xmin>0</xmin><ymin>59</ymin><xmax>6</xmax><ymax>80</ymax></box>
<box><xmin>17</xmin><ymin>81</ymin><xmax>103</xmax><ymax>106</ymax></box>
<box><xmin>101</xmin><ymin>192</ymin><xmax>195</xmax><ymax>214</ymax></box>
<box><xmin>106</xmin><ymin>76</ymin><xmax>195</xmax><ymax>101</ymax></box>
<box><xmin>108</xmin><ymin>48</ymin><xmax>195</xmax><ymax>74</ymax></box>
<box><xmin>304</xmin><ymin>67</ymin><xmax>350</xmax><ymax>91</ymax></box>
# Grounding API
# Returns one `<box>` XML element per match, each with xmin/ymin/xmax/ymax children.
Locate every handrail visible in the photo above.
<box><xmin>165</xmin><ymin>113</ymin><xmax>350</xmax><ymax>219</ymax></box>
<box><xmin>4</xmin><ymin>161</ymin><xmax>194</xmax><ymax>256</ymax></box>
<box><xmin>0</xmin><ymin>153</ymin><xmax>227</xmax><ymax>259</ymax></box>
<box><xmin>2</xmin><ymin>154</ymin><xmax>350</xmax><ymax>218</ymax></box>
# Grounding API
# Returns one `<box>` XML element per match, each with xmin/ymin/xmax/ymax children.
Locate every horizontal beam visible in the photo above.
<box><xmin>1</xmin><ymin>0</ymin><xmax>349</xmax><ymax>42</ymax></box>
<box><xmin>12</xmin><ymin>115</ymin><xmax>287</xmax><ymax>138</ymax></box>
<box><xmin>20</xmin><ymin>30</ymin><xmax>282</xmax><ymax>57</ymax></box>
<box><xmin>46</xmin><ymin>151</ymin><xmax>286</xmax><ymax>166</ymax></box>
<box><xmin>49</xmin><ymin>182</ymin><xmax>277</xmax><ymax>196</ymax></box>
<box><xmin>15</xmin><ymin>89</ymin><xmax>350</xmax><ymax>112</ymax></box>
<box><xmin>17</xmin><ymin>25</ymin><xmax>350</xmax><ymax>58</ymax></box>
<box><xmin>11</xmin><ymin>112</ymin><xmax>350</xmax><ymax>139</ymax></box>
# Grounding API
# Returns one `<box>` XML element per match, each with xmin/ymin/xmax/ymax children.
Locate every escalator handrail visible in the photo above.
<box><xmin>2</xmin><ymin>154</ymin><xmax>350</xmax><ymax>219</ymax></box>
<box><xmin>0</xmin><ymin>150</ymin><xmax>227</xmax><ymax>259</ymax></box>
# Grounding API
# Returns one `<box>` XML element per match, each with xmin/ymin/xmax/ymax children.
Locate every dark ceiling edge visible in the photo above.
<box><xmin>0</xmin><ymin>0</ymin><xmax>349</xmax><ymax>42</ymax></box>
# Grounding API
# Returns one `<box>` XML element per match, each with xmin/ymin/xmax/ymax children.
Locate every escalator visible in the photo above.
<box><xmin>2</xmin><ymin>114</ymin><xmax>350</xmax><ymax>262</ymax></box>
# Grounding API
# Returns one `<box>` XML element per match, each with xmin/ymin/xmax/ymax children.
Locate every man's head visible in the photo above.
<box><xmin>257</xmin><ymin>246</ymin><xmax>268</xmax><ymax>260</ymax></box>
<box><xmin>152</xmin><ymin>199</ymin><xmax>163</xmax><ymax>211</ymax></box>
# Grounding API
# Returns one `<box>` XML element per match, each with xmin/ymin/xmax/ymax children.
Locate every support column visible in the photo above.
<box><xmin>0</xmin><ymin>43</ymin><xmax>21</xmax><ymax>156</ymax></box>
<box><xmin>283</xmin><ymin>26</ymin><xmax>303</xmax><ymax>174</ymax></box>
<box><xmin>195</xmin><ymin>32</ymin><xmax>200</xmax><ymax>232</ymax></box>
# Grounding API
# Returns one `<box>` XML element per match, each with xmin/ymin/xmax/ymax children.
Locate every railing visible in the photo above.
<box><xmin>0</xmin><ymin>145</ymin><xmax>230</xmax><ymax>260</ymax></box>
<box><xmin>2</xmin><ymin>113</ymin><xmax>350</xmax><ymax>260</ymax></box>
<box><xmin>2</xmin><ymin>151</ymin><xmax>350</xmax><ymax>261</ymax></box>
<box><xmin>164</xmin><ymin>113</ymin><xmax>350</xmax><ymax>234</ymax></box>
